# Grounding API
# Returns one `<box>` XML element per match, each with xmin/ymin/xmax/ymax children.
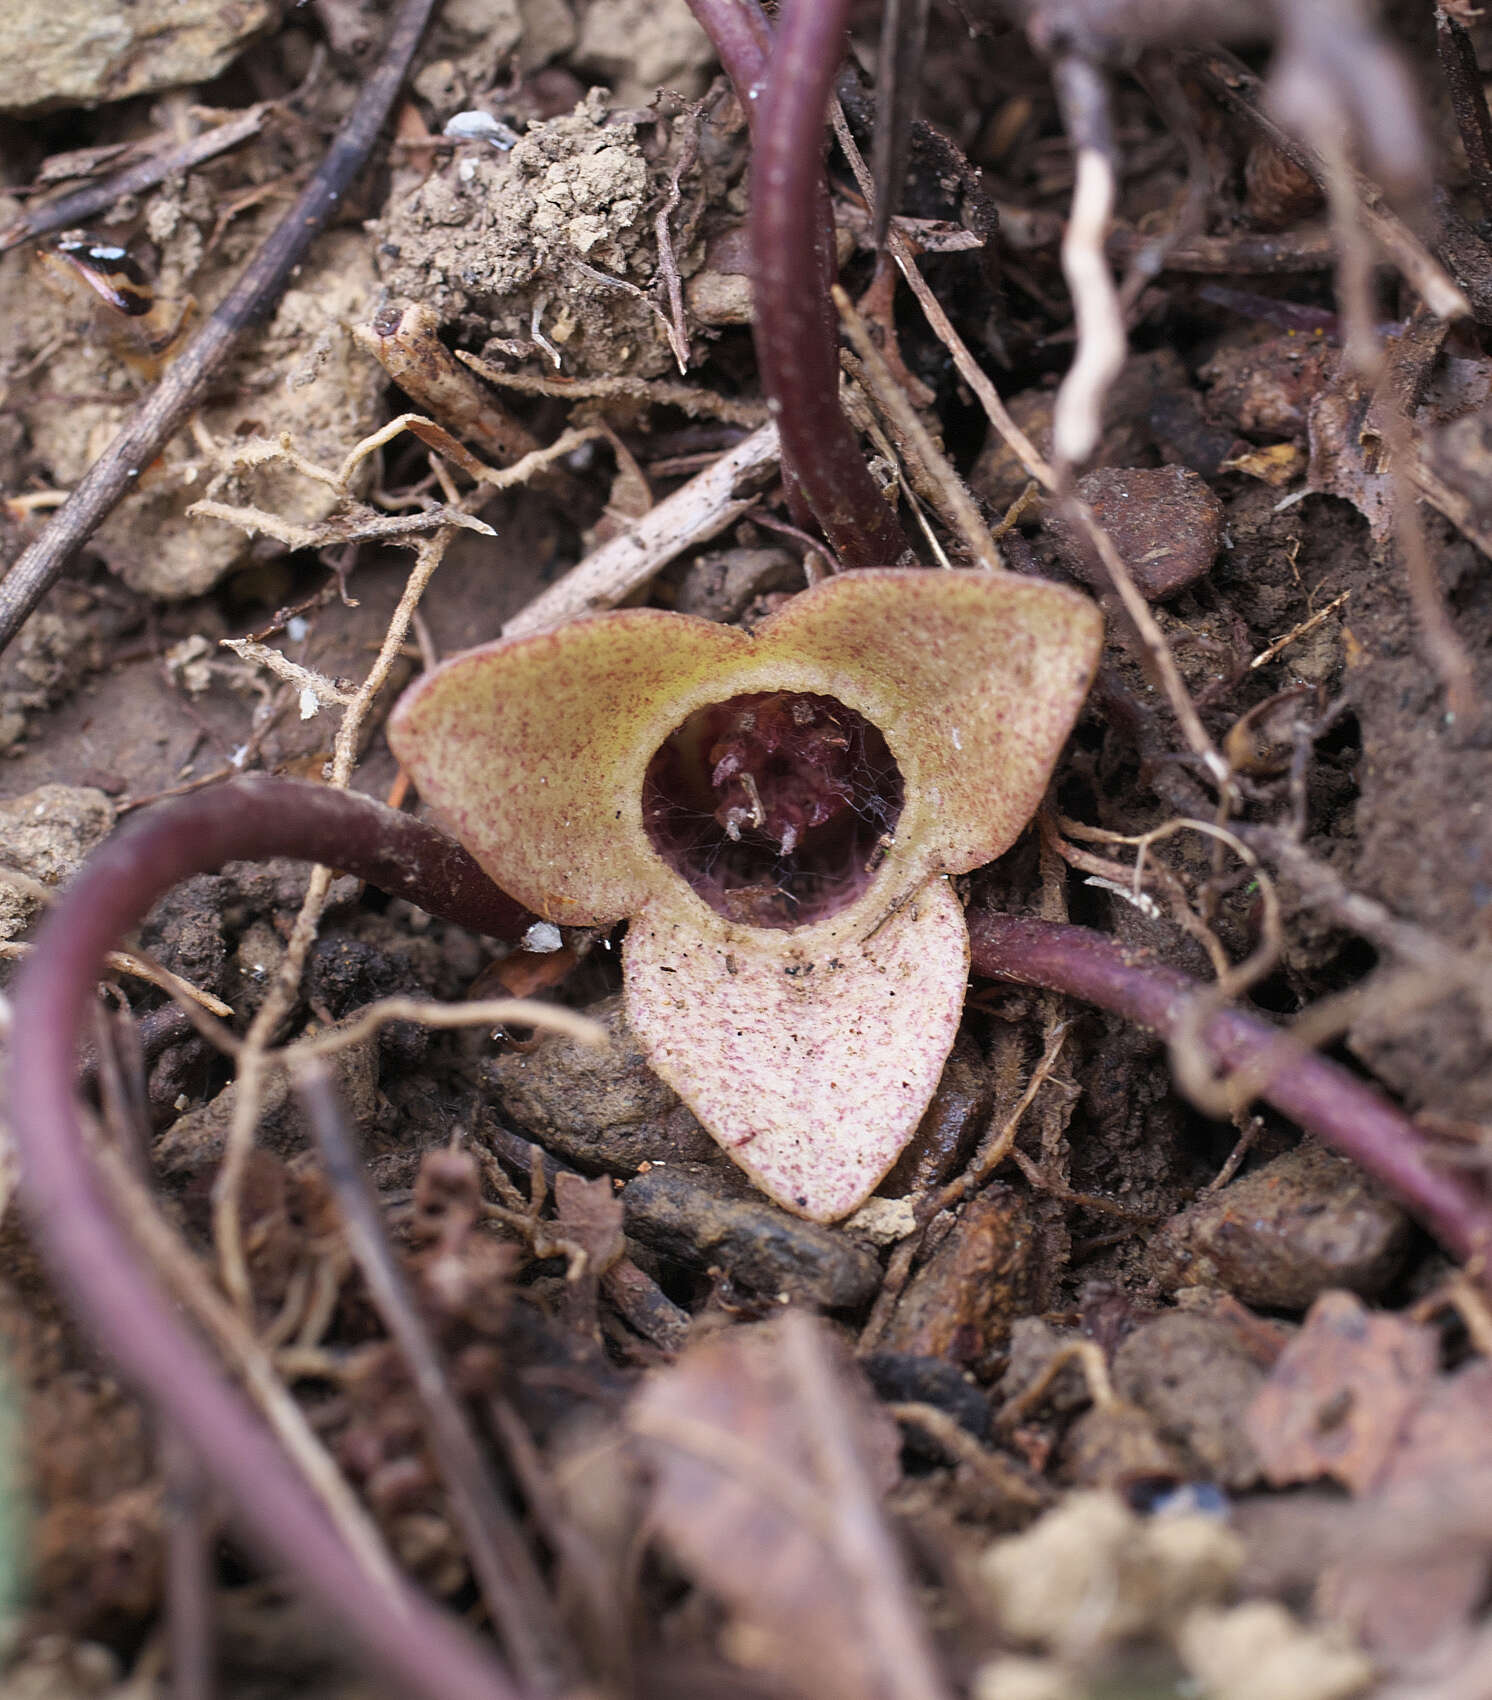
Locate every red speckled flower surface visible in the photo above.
<box><xmin>390</xmin><ymin>569</ymin><xmax>1100</xmax><ymax>1220</ymax></box>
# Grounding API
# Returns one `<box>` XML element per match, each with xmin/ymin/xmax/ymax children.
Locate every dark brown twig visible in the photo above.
<box><xmin>0</xmin><ymin>107</ymin><xmax>269</xmax><ymax>254</ymax></box>
<box><xmin>1186</xmin><ymin>47</ymin><xmax>1467</xmax><ymax>322</ymax></box>
<box><xmin>0</xmin><ymin>0</ymin><xmax>436</xmax><ymax>659</ymax></box>
<box><xmin>1435</xmin><ymin>10</ymin><xmax>1492</xmax><ymax>227</ymax></box>
<box><xmin>294</xmin><ymin>1060</ymin><xmax>577</xmax><ymax>1697</ymax></box>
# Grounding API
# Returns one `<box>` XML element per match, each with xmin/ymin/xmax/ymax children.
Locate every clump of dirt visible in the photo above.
<box><xmin>376</xmin><ymin>86</ymin><xmax>740</xmax><ymax>377</ymax></box>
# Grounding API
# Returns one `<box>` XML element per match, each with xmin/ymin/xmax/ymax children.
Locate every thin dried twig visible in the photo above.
<box><xmin>501</xmin><ymin>422</ymin><xmax>781</xmax><ymax>638</ymax></box>
<box><xmin>213</xmin><ymin>526</ymin><xmax>463</xmax><ymax>1313</ymax></box>
<box><xmin>0</xmin><ymin>0</ymin><xmax>438</xmax><ymax>657</ymax></box>
<box><xmin>295</xmin><ymin>1060</ymin><xmax>577</xmax><ymax>1695</ymax></box>
<box><xmin>1187</xmin><ymin>47</ymin><xmax>1468</xmax><ymax>322</ymax></box>
<box><xmin>831</xmin><ymin>283</ymin><xmax>997</xmax><ymax>568</ymax></box>
<box><xmin>456</xmin><ymin>351</ymin><xmax>768</xmax><ymax>426</ymax></box>
<box><xmin>352</xmin><ymin>303</ymin><xmax>541</xmax><ymax>466</ymax></box>
<box><xmin>1437</xmin><ymin>9</ymin><xmax>1492</xmax><ymax>226</ymax></box>
<box><xmin>0</xmin><ymin>105</ymin><xmax>270</xmax><ymax>253</ymax></box>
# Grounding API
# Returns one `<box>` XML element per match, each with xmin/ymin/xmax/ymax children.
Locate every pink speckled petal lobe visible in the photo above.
<box><xmin>388</xmin><ymin>611</ymin><xmax>751</xmax><ymax>925</ymax></box>
<box><xmin>754</xmin><ymin>570</ymin><xmax>1103</xmax><ymax>877</ymax></box>
<box><xmin>624</xmin><ymin>878</ymin><xmax>970</xmax><ymax>1221</ymax></box>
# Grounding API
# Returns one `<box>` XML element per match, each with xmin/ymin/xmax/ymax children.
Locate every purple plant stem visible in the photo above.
<box><xmin>9</xmin><ymin>776</ymin><xmax>535</xmax><ymax>1700</ymax></box>
<box><xmin>750</xmin><ymin>0</ymin><xmax>910</xmax><ymax>567</ymax></box>
<box><xmin>969</xmin><ymin>911</ymin><xmax>1492</xmax><ymax>1274</ymax></box>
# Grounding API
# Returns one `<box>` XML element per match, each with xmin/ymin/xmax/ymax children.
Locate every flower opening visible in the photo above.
<box><xmin>641</xmin><ymin>690</ymin><xmax>905</xmax><ymax>929</ymax></box>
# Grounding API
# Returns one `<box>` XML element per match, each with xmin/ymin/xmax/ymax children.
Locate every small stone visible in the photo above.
<box><xmin>1044</xmin><ymin>465</ymin><xmax>1223</xmax><ymax>600</ymax></box>
<box><xmin>486</xmin><ymin>994</ymin><xmax>718</xmax><ymax>1172</ymax></box>
<box><xmin>621</xmin><ymin>1163</ymin><xmax>882</xmax><ymax>1310</ymax></box>
<box><xmin>0</xmin><ymin>0</ymin><xmax>276</xmax><ymax>114</ymax></box>
<box><xmin>1148</xmin><ymin>1143</ymin><xmax>1411</xmax><ymax>1312</ymax></box>
<box><xmin>0</xmin><ymin>784</ymin><xmax>114</xmax><ymax>941</ymax></box>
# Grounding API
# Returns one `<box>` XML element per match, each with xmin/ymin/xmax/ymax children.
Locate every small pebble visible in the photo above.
<box><xmin>1148</xmin><ymin>1142</ymin><xmax>1411</xmax><ymax>1311</ymax></box>
<box><xmin>1044</xmin><ymin>465</ymin><xmax>1223</xmax><ymax>600</ymax></box>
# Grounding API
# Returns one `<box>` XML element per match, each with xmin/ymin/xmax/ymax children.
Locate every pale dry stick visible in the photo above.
<box><xmin>779</xmin><ymin>1314</ymin><xmax>952</xmax><ymax>1700</ymax></box>
<box><xmin>501</xmin><ymin>421</ymin><xmax>781</xmax><ymax>638</ymax></box>
<box><xmin>89</xmin><ymin>1135</ymin><xmax>403</xmax><ymax>1598</ymax></box>
<box><xmin>1379</xmin><ymin>381</ymin><xmax>1480</xmax><ymax>721</ymax></box>
<box><xmin>288</xmin><ymin>995</ymin><xmax>603</xmax><ymax>1060</ymax></box>
<box><xmin>338</xmin><ymin>415</ymin><xmax>604</xmax><ymax>494</ymax></box>
<box><xmin>883</xmin><ymin>1403</ymin><xmax>1049</xmax><ymax>1513</ymax></box>
<box><xmin>838</xmin><ymin>373</ymin><xmax>956</xmax><ymax>569</ymax></box>
<box><xmin>827</xmin><ymin>105</ymin><xmax>1051</xmax><ymax>490</ymax></box>
<box><xmin>219</xmin><ymin>639</ymin><xmax>355</xmax><ymax>709</ymax></box>
<box><xmin>1315</xmin><ymin>129</ymin><xmax>1384</xmax><ymax>378</ymax></box>
<box><xmin>832</xmin><ymin>284</ymin><xmax>999</xmax><ymax>569</ymax></box>
<box><xmin>455</xmin><ymin>351</ymin><xmax>769</xmax><ymax>427</ymax></box>
<box><xmin>0</xmin><ymin>940</ymin><xmax>233</xmax><ymax>1021</ymax></box>
<box><xmin>212</xmin><ymin>528</ymin><xmax>459</xmax><ymax>1314</ymax></box>
<box><xmin>1063</xmin><ymin>501</ymin><xmax>1230</xmax><ymax>785</ymax></box>
<box><xmin>1249</xmin><ymin>590</ymin><xmax>1351</xmax><ymax>669</ymax></box>
<box><xmin>188</xmin><ymin>498</ymin><xmax>494</xmax><ymax>553</ymax></box>
<box><xmin>1049</xmin><ymin>55</ymin><xmax>1128</xmax><ymax>470</ymax></box>
<box><xmin>997</xmin><ymin>1339</ymin><xmax>1117</xmax><ymax>1429</ymax></box>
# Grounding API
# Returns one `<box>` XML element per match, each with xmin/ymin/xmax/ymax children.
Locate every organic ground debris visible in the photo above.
<box><xmin>3</xmin><ymin>0</ymin><xmax>1492</xmax><ymax>1697</ymax></box>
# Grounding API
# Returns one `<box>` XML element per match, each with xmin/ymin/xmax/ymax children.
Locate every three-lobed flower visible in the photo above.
<box><xmin>390</xmin><ymin>568</ymin><xmax>1100</xmax><ymax>1220</ymax></box>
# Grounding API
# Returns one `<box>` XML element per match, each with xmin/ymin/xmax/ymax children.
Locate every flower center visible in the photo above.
<box><xmin>642</xmin><ymin>691</ymin><xmax>905</xmax><ymax>928</ymax></box>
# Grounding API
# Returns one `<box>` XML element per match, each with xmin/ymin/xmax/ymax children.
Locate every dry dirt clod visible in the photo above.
<box><xmin>377</xmin><ymin>89</ymin><xmax>718</xmax><ymax>380</ymax></box>
<box><xmin>0</xmin><ymin>784</ymin><xmax>114</xmax><ymax>941</ymax></box>
<box><xmin>1175</xmin><ymin>1602</ymin><xmax>1372</xmax><ymax>1700</ymax></box>
<box><xmin>976</xmin><ymin>1488</ymin><xmax>1242</xmax><ymax>1653</ymax></box>
<box><xmin>1147</xmin><ymin>1142</ymin><xmax>1412</xmax><ymax>1312</ymax></box>
<box><xmin>1112</xmin><ymin>1311</ymin><xmax>1269</xmax><ymax>1488</ymax></box>
<box><xmin>620</xmin><ymin>1163</ymin><xmax>882</xmax><ymax>1310</ymax></box>
<box><xmin>1044</xmin><ymin>464</ymin><xmax>1224</xmax><ymax>601</ymax></box>
<box><xmin>154</xmin><ymin>1027</ymin><xmax>379</xmax><ymax>1177</ymax></box>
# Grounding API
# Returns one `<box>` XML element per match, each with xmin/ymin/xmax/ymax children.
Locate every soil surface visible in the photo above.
<box><xmin>2</xmin><ymin>1</ymin><xmax>1492</xmax><ymax>1697</ymax></box>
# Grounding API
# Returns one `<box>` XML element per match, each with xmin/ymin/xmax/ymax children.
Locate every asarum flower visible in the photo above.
<box><xmin>389</xmin><ymin>569</ymin><xmax>1101</xmax><ymax>1221</ymax></box>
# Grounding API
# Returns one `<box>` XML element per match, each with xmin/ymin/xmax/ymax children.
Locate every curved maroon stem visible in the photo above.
<box><xmin>969</xmin><ymin>911</ymin><xmax>1492</xmax><ymax>1273</ymax></box>
<box><xmin>9</xmin><ymin>777</ymin><xmax>534</xmax><ymax>1700</ymax></box>
<box><xmin>750</xmin><ymin>0</ymin><xmax>910</xmax><ymax>567</ymax></box>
